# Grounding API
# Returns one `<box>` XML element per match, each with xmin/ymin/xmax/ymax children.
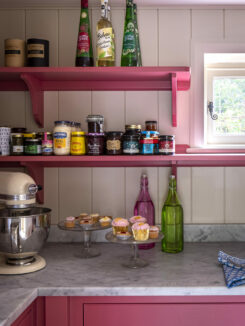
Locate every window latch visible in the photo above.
<box><xmin>208</xmin><ymin>101</ymin><xmax>218</xmax><ymax>120</ymax></box>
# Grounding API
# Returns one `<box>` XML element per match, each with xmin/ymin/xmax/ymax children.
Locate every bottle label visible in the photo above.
<box><xmin>27</xmin><ymin>44</ymin><xmax>44</xmax><ymax>58</ymax></box>
<box><xmin>77</xmin><ymin>21</ymin><xmax>90</xmax><ymax>56</ymax></box>
<box><xmin>122</xmin><ymin>22</ymin><xmax>136</xmax><ymax>56</ymax></box>
<box><xmin>12</xmin><ymin>145</ymin><xmax>23</xmax><ymax>153</ymax></box>
<box><xmin>97</xmin><ymin>27</ymin><xmax>114</xmax><ymax>60</ymax></box>
<box><xmin>54</xmin><ymin>132</ymin><xmax>67</xmax><ymax>149</ymax></box>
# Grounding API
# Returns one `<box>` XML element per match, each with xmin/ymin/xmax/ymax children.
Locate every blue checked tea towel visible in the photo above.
<box><xmin>218</xmin><ymin>250</ymin><xmax>245</xmax><ymax>288</ymax></box>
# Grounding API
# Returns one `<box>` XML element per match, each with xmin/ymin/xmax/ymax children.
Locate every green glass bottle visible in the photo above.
<box><xmin>161</xmin><ymin>175</ymin><xmax>183</xmax><ymax>253</ymax></box>
<box><xmin>133</xmin><ymin>3</ymin><xmax>142</xmax><ymax>67</ymax></box>
<box><xmin>121</xmin><ymin>0</ymin><xmax>137</xmax><ymax>67</ymax></box>
<box><xmin>75</xmin><ymin>0</ymin><xmax>93</xmax><ymax>67</ymax></box>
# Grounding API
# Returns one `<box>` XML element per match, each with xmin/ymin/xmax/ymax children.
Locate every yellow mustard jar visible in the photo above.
<box><xmin>71</xmin><ymin>131</ymin><xmax>86</xmax><ymax>155</ymax></box>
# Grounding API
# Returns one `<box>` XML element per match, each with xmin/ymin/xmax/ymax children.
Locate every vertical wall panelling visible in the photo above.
<box><xmin>192</xmin><ymin>10</ymin><xmax>223</xmax><ymax>40</ymax></box>
<box><xmin>44</xmin><ymin>168</ymin><xmax>59</xmax><ymax>225</ymax></box>
<box><xmin>225</xmin><ymin>167</ymin><xmax>245</xmax><ymax>223</ymax></box>
<box><xmin>158</xmin><ymin>9</ymin><xmax>191</xmax><ymax>66</ymax></box>
<box><xmin>0</xmin><ymin>10</ymin><xmax>25</xmax><ymax>66</ymax></box>
<box><xmin>225</xmin><ymin>10</ymin><xmax>245</xmax><ymax>40</ymax></box>
<box><xmin>91</xmin><ymin>8</ymin><xmax>100</xmax><ymax>66</ymax></box>
<box><xmin>177</xmin><ymin>167</ymin><xmax>192</xmax><ymax>223</ymax></box>
<box><xmin>0</xmin><ymin>92</ymin><xmax>26</xmax><ymax>127</ymax></box>
<box><xmin>138</xmin><ymin>9</ymin><xmax>158</xmax><ymax>66</ymax></box>
<box><xmin>192</xmin><ymin>167</ymin><xmax>225</xmax><ymax>224</ymax></box>
<box><xmin>59</xmin><ymin>9</ymin><xmax>80</xmax><ymax>66</ymax></box>
<box><xmin>158</xmin><ymin>167</ymin><xmax>172</xmax><ymax>225</ymax></box>
<box><xmin>26</xmin><ymin>9</ymin><xmax>59</xmax><ymax>67</ymax></box>
<box><xmin>111</xmin><ymin>8</ymin><xmax>125</xmax><ymax>67</ymax></box>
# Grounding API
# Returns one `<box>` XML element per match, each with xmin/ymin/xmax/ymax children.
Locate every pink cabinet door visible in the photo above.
<box><xmin>11</xmin><ymin>306</ymin><xmax>33</xmax><ymax>326</ymax></box>
<box><xmin>84</xmin><ymin>303</ymin><xmax>245</xmax><ymax>326</ymax></box>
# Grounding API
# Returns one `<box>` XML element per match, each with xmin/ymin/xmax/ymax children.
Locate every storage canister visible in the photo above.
<box><xmin>53</xmin><ymin>121</ymin><xmax>71</xmax><ymax>155</ymax></box>
<box><xmin>86</xmin><ymin>133</ymin><xmax>105</xmax><ymax>155</ymax></box>
<box><xmin>27</xmin><ymin>38</ymin><xmax>49</xmax><ymax>67</ymax></box>
<box><xmin>140</xmin><ymin>131</ymin><xmax>159</xmax><ymax>155</ymax></box>
<box><xmin>4</xmin><ymin>39</ymin><xmax>25</xmax><ymax>67</ymax></box>
<box><xmin>11</xmin><ymin>134</ymin><xmax>24</xmax><ymax>156</ymax></box>
<box><xmin>159</xmin><ymin>135</ymin><xmax>175</xmax><ymax>155</ymax></box>
<box><xmin>86</xmin><ymin>115</ymin><xmax>104</xmax><ymax>133</ymax></box>
<box><xmin>106</xmin><ymin>132</ymin><xmax>123</xmax><ymax>155</ymax></box>
<box><xmin>0</xmin><ymin>127</ymin><xmax>11</xmax><ymax>156</ymax></box>
<box><xmin>71</xmin><ymin>131</ymin><xmax>86</xmax><ymax>155</ymax></box>
<box><xmin>24</xmin><ymin>138</ymin><xmax>41</xmax><ymax>155</ymax></box>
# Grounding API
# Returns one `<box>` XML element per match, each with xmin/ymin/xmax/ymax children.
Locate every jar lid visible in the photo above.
<box><xmin>23</xmin><ymin>133</ymin><xmax>35</xmax><ymax>138</ymax></box>
<box><xmin>12</xmin><ymin>134</ymin><xmax>23</xmax><ymax>138</ymax></box>
<box><xmin>86</xmin><ymin>115</ymin><xmax>104</xmax><ymax>122</ymax></box>
<box><xmin>25</xmin><ymin>138</ymin><xmax>40</xmax><ymax>143</ymax></box>
<box><xmin>11</xmin><ymin>127</ymin><xmax>26</xmax><ymax>133</ymax></box>
<box><xmin>86</xmin><ymin>133</ymin><xmax>105</xmax><ymax>137</ymax></box>
<box><xmin>159</xmin><ymin>135</ymin><xmax>175</xmax><ymax>140</ymax></box>
<box><xmin>142</xmin><ymin>131</ymin><xmax>159</xmax><ymax>135</ymax></box>
<box><xmin>27</xmin><ymin>38</ymin><xmax>49</xmax><ymax>44</ymax></box>
<box><xmin>54</xmin><ymin>120</ymin><xmax>71</xmax><ymax>125</ymax></box>
<box><xmin>145</xmin><ymin>121</ymin><xmax>157</xmax><ymax>124</ymax></box>
<box><xmin>123</xmin><ymin>134</ymin><xmax>140</xmax><ymax>140</ymax></box>
<box><xmin>106</xmin><ymin>131</ymin><xmax>123</xmax><ymax>137</ymax></box>
<box><xmin>71</xmin><ymin>131</ymin><xmax>85</xmax><ymax>136</ymax></box>
<box><xmin>125</xmin><ymin>124</ymin><xmax>141</xmax><ymax>130</ymax></box>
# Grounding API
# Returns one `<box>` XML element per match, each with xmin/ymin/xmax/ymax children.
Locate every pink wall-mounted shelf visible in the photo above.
<box><xmin>0</xmin><ymin>66</ymin><xmax>191</xmax><ymax>128</ymax></box>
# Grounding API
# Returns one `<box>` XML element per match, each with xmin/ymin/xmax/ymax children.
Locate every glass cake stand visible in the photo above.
<box><xmin>106</xmin><ymin>231</ymin><xmax>164</xmax><ymax>269</ymax></box>
<box><xmin>58</xmin><ymin>220</ymin><xmax>111</xmax><ymax>259</ymax></box>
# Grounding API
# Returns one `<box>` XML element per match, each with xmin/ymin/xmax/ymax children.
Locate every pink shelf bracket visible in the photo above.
<box><xmin>171</xmin><ymin>73</ymin><xmax>177</xmax><ymax>127</ymax></box>
<box><xmin>20</xmin><ymin>163</ymin><xmax>44</xmax><ymax>204</ymax></box>
<box><xmin>20</xmin><ymin>73</ymin><xmax>44</xmax><ymax>128</ymax></box>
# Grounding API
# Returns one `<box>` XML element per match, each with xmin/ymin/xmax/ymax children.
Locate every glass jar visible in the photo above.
<box><xmin>145</xmin><ymin>121</ymin><xmax>158</xmax><ymax>131</ymax></box>
<box><xmin>159</xmin><ymin>135</ymin><xmax>175</xmax><ymax>155</ymax></box>
<box><xmin>122</xmin><ymin>134</ymin><xmax>140</xmax><ymax>155</ymax></box>
<box><xmin>23</xmin><ymin>132</ymin><xmax>36</xmax><ymax>139</ymax></box>
<box><xmin>125</xmin><ymin>124</ymin><xmax>141</xmax><ymax>135</ymax></box>
<box><xmin>86</xmin><ymin>133</ymin><xmax>105</xmax><ymax>155</ymax></box>
<box><xmin>53</xmin><ymin>121</ymin><xmax>71</xmax><ymax>155</ymax></box>
<box><xmin>71</xmin><ymin>131</ymin><xmax>86</xmax><ymax>155</ymax></box>
<box><xmin>39</xmin><ymin>132</ymin><xmax>53</xmax><ymax>156</ymax></box>
<box><xmin>140</xmin><ymin>131</ymin><xmax>159</xmax><ymax>155</ymax></box>
<box><xmin>75</xmin><ymin>122</ymin><xmax>81</xmax><ymax>131</ymax></box>
<box><xmin>24</xmin><ymin>138</ymin><xmax>42</xmax><ymax>155</ymax></box>
<box><xmin>86</xmin><ymin>115</ymin><xmax>104</xmax><ymax>133</ymax></box>
<box><xmin>106</xmin><ymin>132</ymin><xmax>123</xmax><ymax>155</ymax></box>
<box><xmin>11</xmin><ymin>134</ymin><xmax>24</xmax><ymax>155</ymax></box>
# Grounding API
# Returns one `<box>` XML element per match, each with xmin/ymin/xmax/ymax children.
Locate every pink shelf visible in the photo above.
<box><xmin>0</xmin><ymin>66</ymin><xmax>191</xmax><ymax>127</ymax></box>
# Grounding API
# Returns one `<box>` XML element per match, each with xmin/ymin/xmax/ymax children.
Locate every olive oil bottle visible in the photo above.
<box><xmin>96</xmin><ymin>0</ymin><xmax>115</xmax><ymax>66</ymax></box>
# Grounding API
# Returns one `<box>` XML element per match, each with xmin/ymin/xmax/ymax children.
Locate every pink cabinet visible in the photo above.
<box><xmin>11</xmin><ymin>298</ymin><xmax>45</xmax><ymax>326</ymax></box>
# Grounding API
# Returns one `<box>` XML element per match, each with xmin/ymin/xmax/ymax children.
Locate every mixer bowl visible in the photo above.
<box><xmin>0</xmin><ymin>207</ymin><xmax>51</xmax><ymax>265</ymax></box>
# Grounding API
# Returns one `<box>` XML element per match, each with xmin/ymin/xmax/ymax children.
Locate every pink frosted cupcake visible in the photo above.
<box><xmin>129</xmin><ymin>215</ymin><xmax>147</xmax><ymax>225</ymax></box>
<box><xmin>111</xmin><ymin>217</ymin><xmax>129</xmax><ymax>235</ymax></box>
<box><xmin>132</xmin><ymin>222</ymin><xmax>150</xmax><ymax>241</ymax></box>
<box><xmin>65</xmin><ymin>216</ymin><xmax>75</xmax><ymax>228</ymax></box>
<box><xmin>149</xmin><ymin>225</ymin><xmax>159</xmax><ymax>239</ymax></box>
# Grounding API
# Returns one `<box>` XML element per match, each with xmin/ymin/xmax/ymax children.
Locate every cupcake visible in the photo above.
<box><xmin>79</xmin><ymin>216</ymin><xmax>94</xmax><ymax>227</ymax></box>
<box><xmin>132</xmin><ymin>222</ymin><xmax>150</xmax><ymax>241</ymax></box>
<box><xmin>65</xmin><ymin>216</ymin><xmax>75</xmax><ymax>228</ymax></box>
<box><xmin>99</xmin><ymin>216</ymin><xmax>112</xmax><ymax>227</ymax></box>
<box><xmin>111</xmin><ymin>217</ymin><xmax>129</xmax><ymax>235</ymax></box>
<box><xmin>90</xmin><ymin>213</ymin><xmax>100</xmax><ymax>223</ymax></box>
<box><xmin>79</xmin><ymin>212</ymin><xmax>88</xmax><ymax>218</ymax></box>
<box><xmin>116</xmin><ymin>231</ymin><xmax>132</xmax><ymax>241</ymax></box>
<box><xmin>149</xmin><ymin>225</ymin><xmax>159</xmax><ymax>239</ymax></box>
<box><xmin>129</xmin><ymin>215</ymin><xmax>147</xmax><ymax>225</ymax></box>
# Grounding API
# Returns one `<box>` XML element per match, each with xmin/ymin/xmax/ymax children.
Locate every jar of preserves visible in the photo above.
<box><xmin>159</xmin><ymin>135</ymin><xmax>175</xmax><ymax>155</ymax></box>
<box><xmin>24</xmin><ymin>138</ymin><xmax>42</xmax><ymax>155</ymax></box>
<box><xmin>106</xmin><ymin>132</ymin><xmax>123</xmax><ymax>155</ymax></box>
<box><xmin>71</xmin><ymin>131</ymin><xmax>86</xmax><ymax>155</ymax></box>
<box><xmin>86</xmin><ymin>133</ymin><xmax>105</xmax><ymax>155</ymax></box>
<box><xmin>122</xmin><ymin>134</ymin><xmax>140</xmax><ymax>155</ymax></box>
<box><xmin>145</xmin><ymin>121</ymin><xmax>157</xmax><ymax>131</ymax></box>
<box><xmin>39</xmin><ymin>132</ymin><xmax>53</xmax><ymax>156</ymax></box>
<box><xmin>11</xmin><ymin>134</ymin><xmax>24</xmax><ymax>155</ymax></box>
<box><xmin>86</xmin><ymin>115</ymin><xmax>104</xmax><ymax>133</ymax></box>
<box><xmin>53</xmin><ymin>121</ymin><xmax>71</xmax><ymax>155</ymax></box>
<box><xmin>140</xmin><ymin>131</ymin><xmax>159</xmax><ymax>155</ymax></box>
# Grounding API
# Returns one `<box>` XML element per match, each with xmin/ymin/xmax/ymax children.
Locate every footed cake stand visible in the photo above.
<box><xmin>58</xmin><ymin>221</ymin><xmax>111</xmax><ymax>259</ymax></box>
<box><xmin>106</xmin><ymin>231</ymin><xmax>164</xmax><ymax>269</ymax></box>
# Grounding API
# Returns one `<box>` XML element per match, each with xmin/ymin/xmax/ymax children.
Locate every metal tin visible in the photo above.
<box><xmin>24</xmin><ymin>138</ymin><xmax>42</xmax><ymax>155</ymax></box>
<box><xmin>27</xmin><ymin>38</ymin><xmax>49</xmax><ymax>67</ymax></box>
<box><xmin>159</xmin><ymin>135</ymin><xmax>175</xmax><ymax>155</ymax></box>
<box><xmin>4</xmin><ymin>39</ymin><xmax>25</xmax><ymax>67</ymax></box>
<box><xmin>71</xmin><ymin>131</ymin><xmax>86</xmax><ymax>155</ymax></box>
<box><xmin>106</xmin><ymin>131</ymin><xmax>123</xmax><ymax>155</ymax></box>
<box><xmin>11</xmin><ymin>134</ymin><xmax>24</xmax><ymax>156</ymax></box>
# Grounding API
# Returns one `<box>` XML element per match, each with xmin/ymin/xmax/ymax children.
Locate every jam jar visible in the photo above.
<box><xmin>145</xmin><ymin>121</ymin><xmax>158</xmax><ymax>131</ymax></box>
<box><xmin>140</xmin><ymin>131</ymin><xmax>159</xmax><ymax>155</ymax></box>
<box><xmin>38</xmin><ymin>132</ymin><xmax>53</xmax><ymax>156</ymax></box>
<box><xmin>159</xmin><ymin>135</ymin><xmax>175</xmax><ymax>155</ymax></box>
<box><xmin>86</xmin><ymin>115</ymin><xmax>104</xmax><ymax>133</ymax></box>
<box><xmin>11</xmin><ymin>134</ymin><xmax>24</xmax><ymax>155</ymax></box>
<box><xmin>106</xmin><ymin>132</ymin><xmax>123</xmax><ymax>155</ymax></box>
<box><xmin>24</xmin><ymin>138</ymin><xmax>42</xmax><ymax>155</ymax></box>
<box><xmin>86</xmin><ymin>133</ymin><xmax>105</xmax><ymax>155</ymax></box>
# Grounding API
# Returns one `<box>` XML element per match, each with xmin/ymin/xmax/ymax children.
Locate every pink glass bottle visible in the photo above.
<box><xmin>134</xmin><ymin>174</ymin><xmax>155</xmax><ymax>249</ymax></box>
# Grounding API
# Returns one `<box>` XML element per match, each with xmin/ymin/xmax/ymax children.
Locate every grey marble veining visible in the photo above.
<box><xmin>48</xmin><ymin>224</ymin><xmax>245</xmax><ymax>242</ymax></box>
<box><xmin>1</xmin><ymin>242</ymin><xmax>245</xmax><ymax>326</ymax></box>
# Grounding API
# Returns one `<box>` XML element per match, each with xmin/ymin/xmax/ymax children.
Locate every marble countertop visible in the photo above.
<box><xmin>1</xmin><ymin>242</ymin><xmax>245</xmax><ymax>326</ymax></box>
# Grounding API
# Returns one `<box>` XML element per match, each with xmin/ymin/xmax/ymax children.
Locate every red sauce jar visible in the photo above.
<box><xmin>159</xmin><ymin>135</ymin><xmax>175</xmax><ymax>155</ymax></box>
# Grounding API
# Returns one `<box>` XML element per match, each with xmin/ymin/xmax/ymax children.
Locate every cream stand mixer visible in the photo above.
<box><xmin>0</xmin><ymin>171</ymin><xmax>51</xmax><ymax>274</ymax></box>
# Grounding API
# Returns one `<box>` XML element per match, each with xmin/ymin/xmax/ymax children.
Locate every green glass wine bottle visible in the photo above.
<box><xmin>133</xmin><ymin>3</ymin><xmax>142</xmax><ymax>67</ymax></box>
<box><xmin>161</xmin><ymin>175</ymin><xmax>183</xmax><ymax>253</ymax></box>
<box><xmin>121</xmin><ymin>0</ymin><xmax>137</xmax><ymax>67</ymax></box>
<box><xmin>75</xmin><ymin>0</ymin><xmax>94</xmax><ymax>67</ymax></box>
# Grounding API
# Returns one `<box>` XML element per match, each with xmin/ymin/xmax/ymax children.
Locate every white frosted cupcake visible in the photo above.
<box><xmin>129</xmin><ymin>215</ymin><xmax>147</xmax><ymax>225</ymax></box>
<box><xmin>132</xmin><ymin>222</ymin><xmax>150</xmax><ymax>241</ymax></box>
<box><xmin>111</xmin><ymin>217</ymin><xmax>129</xmax><ymax>235</ymax></box>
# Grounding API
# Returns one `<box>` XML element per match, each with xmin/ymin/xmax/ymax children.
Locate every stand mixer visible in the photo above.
<box><xmin>0</xmin><ymin>171</ymin><xmax>51</xmax><ymax>274</ymax></box>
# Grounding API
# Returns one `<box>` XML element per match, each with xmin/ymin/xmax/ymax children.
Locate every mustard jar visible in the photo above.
<box><xmin>71</xmin><ymin>131</ymin><xmax>86</xmax><ymax>155</ymax></box>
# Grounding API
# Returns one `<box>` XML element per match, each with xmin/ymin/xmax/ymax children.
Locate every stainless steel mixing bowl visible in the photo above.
<box><xmin>0</xmin><ymin>207</ymin><xmax>51</xmax><ymax>265</ymax></box>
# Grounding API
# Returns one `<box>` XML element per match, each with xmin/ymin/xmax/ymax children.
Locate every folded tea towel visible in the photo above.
<box><xmin>218</xmin><ymin>251</ymin><xmax>245</xmax><ymax>288</ymax></box>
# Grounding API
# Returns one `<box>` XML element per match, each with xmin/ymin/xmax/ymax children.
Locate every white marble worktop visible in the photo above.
<box><xmin>1</xmin><ymin>242</ymin><xmax>245</xmax><ymax>326</ymax></box>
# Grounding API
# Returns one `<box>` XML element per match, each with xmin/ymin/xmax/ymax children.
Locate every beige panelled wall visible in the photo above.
<box><xmin>1</xmin><ymin>7</ymin><xmax>245</xmax><ymax>225</ymax></box>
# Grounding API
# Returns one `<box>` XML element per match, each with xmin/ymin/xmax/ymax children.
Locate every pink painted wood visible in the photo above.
<box><xmin>11</xmin><ymin>306</ymin><xmax>33</xmax><ymax>326</ymax></box>
<box><xmin>0</xmin><ymin>67</ymin><xmax>191</xmax><ymax>128</ymax></box>
<box><xmin>45</xmin><ymin>297</ymin><xmax>68</xmax><ymax>326</ymax></box>
<box><xmin>171</xmin><ymin>72</ymin><xmax>177</xmax><ymax>127</ymax></box>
